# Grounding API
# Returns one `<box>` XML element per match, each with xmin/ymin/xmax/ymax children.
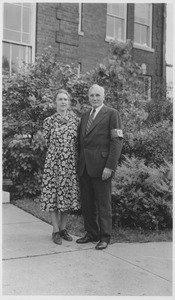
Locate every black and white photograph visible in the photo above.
<box><xmin>1</xmin><ymin>0</ymin><xmax>174</xmax><ymax>298</ymax></box>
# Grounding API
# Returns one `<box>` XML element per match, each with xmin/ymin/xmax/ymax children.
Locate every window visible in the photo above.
<box><xmin>78</xmin><ymin>62</ymin><xmax>82</xmax><ymax>77</ymax></box>
<box><xmin>2</xmin><ymin>2</ymin><xmax>36</xmax><ymax>75</ymax></box>
<box><xmin>138</xmin><ymin>76</ymin><xmax>152</xmax><ymax>100</ymax></box>
<box><xmin>134</xmin><ymin>4</ymin><xmax>152</xmax><ymax>48</ymax></box>
<box><xmin>106</xmin><ymin>3</ymin><xmax>126</xmax><ymax>41</ymax></box>
<box><xmin>78</xmin><ymin>3</ymin><xmax>84</xmax><ymax>35</ymax></box>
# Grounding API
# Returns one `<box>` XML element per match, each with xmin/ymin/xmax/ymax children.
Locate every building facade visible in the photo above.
<box><xmin>2</xmin><ymin>2</ymin><xmax>166</xmax><ymax>95</ymax></box>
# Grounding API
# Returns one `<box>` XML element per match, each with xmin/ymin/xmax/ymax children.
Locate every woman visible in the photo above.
<box><xmin>40</xmin><ymin>89</ymin><xmax>80</xmax><ymax>245</ymax></box>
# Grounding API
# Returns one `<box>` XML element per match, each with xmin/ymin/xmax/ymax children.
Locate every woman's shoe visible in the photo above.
<box><xmin>60</xmin><ymin>229</ymin><xmax>73</xmax><ymax>241</ymax></box>
<box><xmin>52</xmin><ymin>232</ymin><xmax>62</xmax><ymax>245</ymax></box>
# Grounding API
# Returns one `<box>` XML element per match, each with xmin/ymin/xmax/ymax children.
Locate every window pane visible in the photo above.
<box><xmin>23</xmin><ymin>3</ymin><xmax>31</xmax><ymax>8</ymax></box>
<box><xmin>107</xmin><ymin>15</ymin><xmax>124</xmax><ymax>40</ymax></box>
<box><xmin>11</xmin><ymin>44</ymin><xmax>20</xmax><ymax>73</ymax></box>
<box><xmin>3</xmin><ymin>3</ymin><xmax>32</xmax><ymax>45</ymax></box>
<box><xmin>141</xmin><ymin>26</ymin><xmax>147</xmax><ymax>45</ymax></box>
<box><xmin>135</xmin><ymin>4</ymin><xmax>150</xmax><ymax>25</ymax></box>
<box><xmin>115</xmin><ymin>18</ymin><xmax>124</xmax><ymax>40</ymax></box>
<box><xmin>2</xmin><ymin>42</ymin><xmax>32</xmax><ymax>75</ymax></box>
<box><xmin>22</xmin><ymin>33</ymin><xmax>31</xmax><ymax>44</ymax></box>
<box><xmin>138</xmin><ymin>76</ymin><xmax>151</xmax><ymax>99</ymax></box>
<box><xmin>112</xmin><ymin>3</ymin><xmax>124</xmax><ymax>17</ymax></box>
<box><xmin>134</xmin><ymin>24</ymin><xmax>150</xmax><ymax>46</ymax></box>
<box><xmin>23</xmin><ymin>6</ymin><xmax>31</xmax><ymax>33</ymax></box>
<box><xmin>78</xmin><ymin>3</ymin><xmax>83</xmax><ymax>32</ymax></box>
<box><xmin>146</xmin><ymin>27</ymin><xmax>150</xmax><ymax>46</ymax></box>
<box><xmin>107</xmin><ymin>3</ymin><xmax>112</xmax><ymax>14</ymax></box>
<box><xmin>134</xmin><ymin>24</ymin><xmax>145</xmax><ymax>44</ymax></box>
<box><xmin>2</xmin><ymin>2</ymin><xmax>34</xmax><ymax>74</ymax></box>
<box><xmin>2</xmin><ymin>43</ymin><xmax>10</xmax><ymax>75</ymax></box>
<box><xmin>4</xmin><ymin>29</ymin><xmax>21</xmax><ymax>42</ymax></box>
<box><xmin>3</xmin><ymin>3</ymin><xmax>21</xmax><ymax>31</ymax></box>
<box><xmin>106</xmin><ymin>16</ymin><xmax>114</xmax><ymax>37</ymax></box>
<box><xmin>12</xmin><ymin>44</ymin><xmax>31</xmax><ymax>67</ymax></box>
<box><xmin>134</xmin><ymin>24</ymin><xmax>140</xmax><ymax>44</ymax></box>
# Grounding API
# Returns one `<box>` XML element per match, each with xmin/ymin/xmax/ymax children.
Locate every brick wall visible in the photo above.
<box><xmin>127</xmin><ymin>4</ymin><xmax>135</xmax><ymax>41</ymax></box>
<box><xmin>36</xmin><ymin>3</ymin><xmax>165</xmax><ymax>86</ymax></box>
<box><xmin>36</xmin><ymin>3</ymin><xmax>79</xmax><ymax>65</ymax></box>
<box><xmin>78</xmin><ymin>3</ymin><xmax>109</xmax><ymax>72</ymax></box>
<box><xmin>36</xmin><ymin>3</ymin><xmax>60</xmax><ymax>54</ymax></box>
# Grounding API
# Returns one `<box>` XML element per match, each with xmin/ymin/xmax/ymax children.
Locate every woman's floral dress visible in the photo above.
<box><xmin>40</xmin><ymin>110</ymin><xmax>80</xmax><ymax>212</ymax></box>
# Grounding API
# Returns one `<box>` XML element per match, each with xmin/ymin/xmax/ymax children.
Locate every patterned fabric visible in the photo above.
<box><xmin>86</xmin><ymin>109</ymin><xmax>96</xmax><ymax>133</ymax></box>
<box><xmin>40</xmin><ymin>110</ymin><xmax>80</xmax><ymax>212</ymax></box>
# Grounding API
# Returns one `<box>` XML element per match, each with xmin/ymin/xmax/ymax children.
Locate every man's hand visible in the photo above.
<box><xmin>102</xmin><ymin>168</ymin><xmax>113</xmax><ymax>181</ymax></box>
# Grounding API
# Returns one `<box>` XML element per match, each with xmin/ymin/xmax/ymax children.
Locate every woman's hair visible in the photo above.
<box><xmin>55</xmin><ymin>89</ymin><xmax>71</xmax><ymax>101</ymax></box>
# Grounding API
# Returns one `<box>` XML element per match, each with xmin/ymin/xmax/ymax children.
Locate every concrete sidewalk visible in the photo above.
<box><xmin>2</xmin><ymin>203</ymin><xmax>173</xmax><ymax>296</ymax></box>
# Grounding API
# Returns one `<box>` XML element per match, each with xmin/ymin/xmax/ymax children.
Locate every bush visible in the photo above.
<box><xmin>112</xmin><ymin>156</ymin><xmax>172</xmax><ymax>230</ymax></box>
<box><xmin>2</xmin><ymin>47</ymin><xmax>85</xmax><ymax>198</ymax></box>
<box><xmin>3</xmin><ymin>41</ymin><xmax>173</xmax><ymax>210</ymax></box>
<box><xmin>122</xmin><ymin>120</ymin><xmax>173</xmax><ymax>166</ymax></box>
<box><xmin>3</xmin><ymin>42</ymin><xmax>149</xmax><ymax>198</ymax></box>
<box><xmin>89</xmin><ymin>40</ymin><xmax>149</xmax><ymax>134</ymax></box>
<box><xmin>3</xmin><ymin>132</ymin><xmax>46</xmax><ymax>198</ymax></box>
<box><xmin>145</xmin><ymin>82</ymin><xmax>173</xmax><ymax>125</ymax></box>
<box><xmin>2</xmin><ymin>47</ymin><xmax>82</xmax><ymax>141</ymax></box>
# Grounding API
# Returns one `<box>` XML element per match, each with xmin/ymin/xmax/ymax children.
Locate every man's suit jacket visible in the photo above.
<box><xmin>78</xmin><ymin>105</ymin><xmax>123</xmax><ymax>177</ymax></box>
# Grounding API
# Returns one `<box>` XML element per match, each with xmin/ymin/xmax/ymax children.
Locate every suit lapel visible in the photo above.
<box><xmin>86</xmin><ymin>105</ymin><xmax>108</xmax><ymax>135</ymax></box>
<box><xmin>82</xmin><ymin>110</ymin><xmax>91</xmax><ymax>137</ymax></box>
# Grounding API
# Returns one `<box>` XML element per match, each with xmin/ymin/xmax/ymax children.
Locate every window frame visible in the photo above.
<box><xmin>133</xmin><ymin>3</ymin><xmax>153</xmax><ymax>52</ymax></box>
<box><xmin>78</xmin><ymin>62</ymin><xmax>82</xmax><ymax>77</ymax></box>
<box><xmin>78</xmin><ymin>3</ymin><xmax>84</xmax><ymax>36</ymax></box>
<box><xmin>105</xmin><ymin>3</ymin><xmax>127</xmax><ymax>42</ymax></box>
<box><xmin>2</xmin><ymin>2</ymin><xmax>36</xmax><ymax>75</ymax></box>
<box><xmin>138</xmin><ymin>75</ymin><xmax>152</xmax><ymax>100</ymax></box>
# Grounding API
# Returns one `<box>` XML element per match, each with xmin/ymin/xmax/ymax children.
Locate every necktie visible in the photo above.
<box><xmin>86</xmin><ymin>108</ymin><xmax>96</xmax><ymax>133</ymax></box>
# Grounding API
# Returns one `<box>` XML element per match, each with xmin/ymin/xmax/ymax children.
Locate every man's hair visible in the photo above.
<box><xmin>88</xmin><ymin>84</ymin><xmax>105</xmax><ymax>96</ymax></box>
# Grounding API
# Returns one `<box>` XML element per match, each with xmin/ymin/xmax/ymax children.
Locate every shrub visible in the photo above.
<box><xmin>3</xmin><ymin>42</ymin><xmax>173</xmax><ymax>205</ymax></box>
<box><xmin>112</xmin><ymin>155</ymin><xmax>172</xmax><ymax>230</ymax></box>
<box><xmin>145</xmin><ymin>81</ymin><xmax>173</xmax><ymax>125</ymax></box>
<box><xmin>89</xmin><ymin>40</ymin><xmax>149</xmax><ymax>134</ymax></box>
<box><xmin>122</xmin><ymin>120</ymin><xmax>173</xmax><ymax>166</ymax></box>
<box><xmin>3</xmin><ymin>131</ymin><xmax>46</xmax><ymax>198</ymax></box>
<box><xmin>2</xmin><ymin>47</ymin><xmax>84</xmax><ymax>198</ymax></box>
<box><xmin>3</xmin><ymin>42</ymin><xmax>149</xmax><ymax>198</ymax></box>
<box><xmin>2</xmin><ymin>47</ymin><xmax>81</xmax><ymax>141</ymax></box>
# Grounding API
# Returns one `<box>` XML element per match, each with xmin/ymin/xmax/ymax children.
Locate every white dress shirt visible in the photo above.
<box><xmin>90</xmin><ymin>104</ymin><xmax>104</xmax><ymax>119</ymax></box>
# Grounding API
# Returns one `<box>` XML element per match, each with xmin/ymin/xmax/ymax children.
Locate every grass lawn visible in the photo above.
<box><xmin>12</xmin><ymin>198</ymin><xmax>172</xmax><ymax>244</ymax></box>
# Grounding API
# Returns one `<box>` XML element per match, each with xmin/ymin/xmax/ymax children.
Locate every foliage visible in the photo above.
<box><xmin>88</xmin><ymin>40</ymin><xmax>173</xmax><ymax>167</ymax></box>
<box><xmin>3</xmin><ymin>41</ymin><xmax>148</xmax><ymax>197</ymax></box>
<box><xmin>88</xmin><ymin>40</ymin><xmax>149</xmax><ymax>133</ymax></box>
<box><xmin>3</xmin><ymin>38</ymin><xmax>173</xmax><ymax>228</ymax></box>
<box><xmin>12</xmin><ymin>198</ymin><xmax>172</xmax><ymax>242</ymax></box>
<box><xmin>122</xmin><ymin>120</ymin><xmax>173</xmax><ymax>166</ymax></box>
<box><xmin>2</xmin><ymin>46</ymin><xmax>82</xmax><ymax>142</ymax></box>
<box><xmin>145</xmin><ymin>81</ymin><xmax>173</xmax><ymax>125</ymax></box>
<box><xmin>2</xmin><ymin>46</ymin><xmax>87</xmax><ymax>197</ymax></box>
<box><xmin>112</xmin><ymin>156</ymin><xmax>172</xmax><ymax>230</ymax></box>
<box><xmin>3</xmin><ymin>132</ymin><xmax>46</xmax><ymax>198</ymax></box>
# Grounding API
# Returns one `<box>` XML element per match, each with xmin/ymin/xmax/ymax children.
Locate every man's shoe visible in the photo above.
<box><xmin>52</xmin><ymin>232</ymin><xmax>62</xmax><ymax>245</ymax></box>
<box><xmin>95</xmin><ymin>241</ymin><xmax>108</xmax><ymax>250</ymax></box>
<box><xmin>60</xmin><ymin>229</ymin><xmax>73</xmax><ymax>241</ymax></box>
<box><xmin>76</xmin><ymin>235</ymin><xmax>93</xmax><ymax>244</ymax></box>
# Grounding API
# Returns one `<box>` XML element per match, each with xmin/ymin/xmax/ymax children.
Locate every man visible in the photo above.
<box><xmin>76</xmin><ymin>84</ymin><xmax>123</xmax><ymax>250</ymax></box>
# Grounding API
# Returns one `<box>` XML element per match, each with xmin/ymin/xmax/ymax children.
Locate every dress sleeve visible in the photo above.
<box><xmin>43</xmin><ymin>117</ymin><xmax>51</xmax><ymax>147</ymax></box>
